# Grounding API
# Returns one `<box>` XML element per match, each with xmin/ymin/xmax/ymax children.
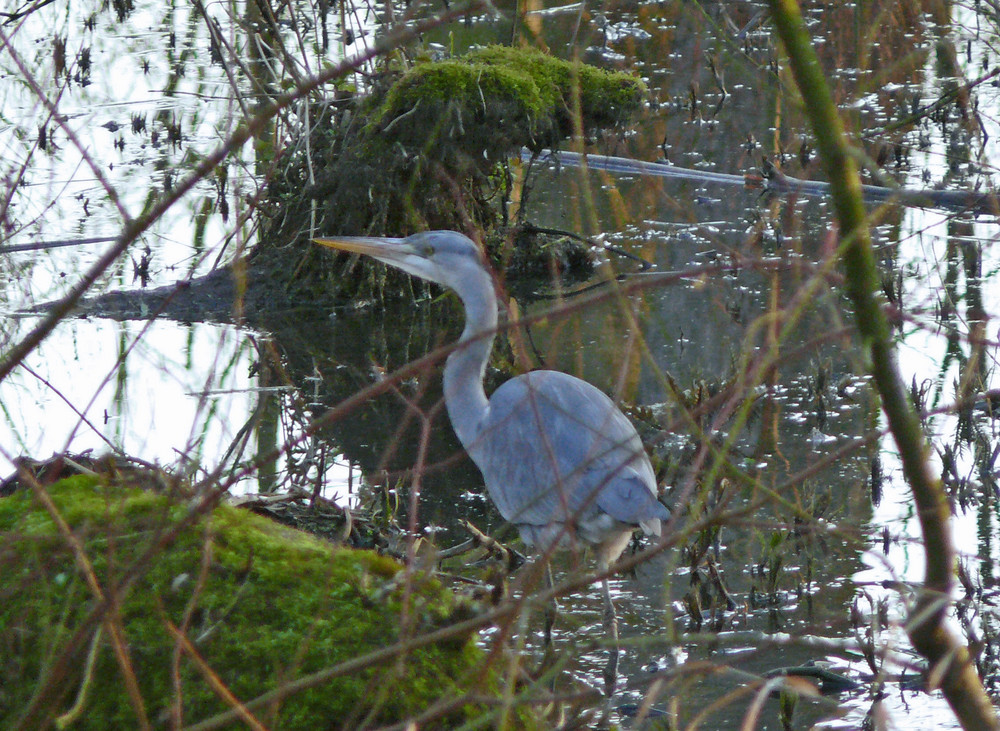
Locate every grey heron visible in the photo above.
<box><xmin>315</xmin><ymin>230</ymin><xmax>669</xmax><ymax>693</ymax></box>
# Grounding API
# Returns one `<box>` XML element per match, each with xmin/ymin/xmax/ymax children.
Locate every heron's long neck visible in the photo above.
<box><xmin>443</xmin><ymin>269</ymin><xmax>497</xmax><ymax>450</ymax></box>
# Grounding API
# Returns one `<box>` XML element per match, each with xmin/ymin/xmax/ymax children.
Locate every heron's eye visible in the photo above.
<box><xmin>422</xmin><ymin>244</ymin><xmax>435</xmax><ymax>257</ymax></box>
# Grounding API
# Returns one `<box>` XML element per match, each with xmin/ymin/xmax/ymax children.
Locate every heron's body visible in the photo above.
<box><xmin>316</xmin><ymin>230</ymin><xmax>668</xmax><ymax>695</ymax></box>
<box><xmin>467</xmin><ymin>369</ymin><xmax>664</xmax><ymax>561</ymax></box>
<box><xmin>315</xmin><ymin>230</ymin><xmax>669</xmax><ymax>564</ymax></box>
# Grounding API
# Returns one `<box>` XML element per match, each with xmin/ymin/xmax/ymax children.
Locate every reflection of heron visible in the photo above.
<box><xmin>315</xmin><ymin>230</ymin><xmax>669</xmax><ymax>692</ymax></box>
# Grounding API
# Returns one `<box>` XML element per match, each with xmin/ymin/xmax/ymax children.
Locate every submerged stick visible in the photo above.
<box><xmin>527</xmin><ymin>148</ymin><xmax>1000</xmax><ymax>216</ymax></box>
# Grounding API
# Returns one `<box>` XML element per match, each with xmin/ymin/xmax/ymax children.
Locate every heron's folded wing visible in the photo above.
<box><xmin>593</xmin><ymin>469</ymin><xmax>670</xmax><ymax>524</ymax></box>
<box><xmin>473</xmin><ymin>370</ymin><xmax>661</xmax><ymax>528</ymax></box>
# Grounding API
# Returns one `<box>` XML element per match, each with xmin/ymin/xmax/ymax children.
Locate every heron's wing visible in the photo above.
<box><xmin>469</xmin><ymin>370</ymin><xmax>665</xmax><ymax>530</ymax></box>
<box><xmin>594</xmin><ymin>469</ymin><xmax>669</xmax><ymax>525</ymax></box>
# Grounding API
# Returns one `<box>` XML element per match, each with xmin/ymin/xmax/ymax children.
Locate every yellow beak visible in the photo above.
<box><xmin>313</xmin><ymin>236</ymin><xmax>406</xmax><ymax>257</ymax></box>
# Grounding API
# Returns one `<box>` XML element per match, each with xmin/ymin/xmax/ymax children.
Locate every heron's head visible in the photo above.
<box><xmin>313</xmin><ymin>230</ymin><xmax>487</xmax><ymax>291</ymax></box>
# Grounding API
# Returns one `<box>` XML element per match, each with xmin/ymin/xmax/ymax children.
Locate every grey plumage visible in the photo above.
<box><xmin>314</xmin><ymin>230</ymin><xmax>668</xmax><ymax>567</ymax></box>
<box><xmin>471</xmin><ymin>369</ymin><xmax>666</xmax><ymax>560</ymax></box>
<box><xmin>315</xmin><ymin>229</ymin><xmax>670</xmax><ymax>695</ymax></box>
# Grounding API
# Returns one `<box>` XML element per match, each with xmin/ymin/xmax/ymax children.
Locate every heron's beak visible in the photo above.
<box><xmin>313</xmin><ymin>236</ymin><xmax>411</xmax><ymax>259</ymax></box>
<box><xmin>314</xmin><ymin>235</ymin><xmax>440</xmax><ymax>284</ymax></box>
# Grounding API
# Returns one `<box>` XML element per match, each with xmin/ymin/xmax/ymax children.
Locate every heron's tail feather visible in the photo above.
<box><xmin>639</xmin><ymin>518</ymin><xmax>662</xmax><ymax>537</ymax></box>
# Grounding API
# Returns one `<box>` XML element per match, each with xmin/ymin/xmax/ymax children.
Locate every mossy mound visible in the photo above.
<box><xmin>373</xmin><ymin>45</ymin><xmax>646</xmax><ymax>162</ymax></box>
<box><xmin>0</xmin><ymin>476</ymin><xmax>518</xmax><ymax>729</ymax></box>
<box><xmin>247</xmin><ymin>45</ymin><xmax>646</xmax><ymax>312</ymax></box>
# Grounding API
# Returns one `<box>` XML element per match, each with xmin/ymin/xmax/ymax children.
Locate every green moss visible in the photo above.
<box><xmin>372</xmin><ymin>45</ymin><xmax>646</xmax><ymax>160</ymax></box>
<box><xmin>467</xmin><ymin>44</ymin><xmax>646</xmax><ymax>127</ymax></box>
<box><xmin>0</xmin><ymin>478</ymin><xmax>522</xmax><ymax>729</ymax></box>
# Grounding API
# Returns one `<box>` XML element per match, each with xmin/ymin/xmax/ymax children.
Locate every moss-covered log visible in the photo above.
<box><xmin>373</xmin><ymin>45</ymin><xmax>645</xmax><ymax>160</ymax></box>
<box><xmin>0</xmin><ymin>476</ymin><xmax>532</xmax><ymax>729</ymax></box>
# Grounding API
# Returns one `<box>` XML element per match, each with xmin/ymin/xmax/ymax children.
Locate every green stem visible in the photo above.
<box><xmin>767</xmin><ymin>2</ymin><xmax>998</xmax><ymax>729</ymax></box>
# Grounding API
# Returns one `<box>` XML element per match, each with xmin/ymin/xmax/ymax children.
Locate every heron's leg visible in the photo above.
<box><xmin>601</xmin><ymin>575</ymin><xmax>619</xmax><ymax>696</ymax></box>
<box><xmin>543</xmin><ymin>562</ymin><xmax>558</xmax><ymax>647</ymax></box>
<box><xmin>538</xmin><ymin>561</ymin><xmax>562</xmax><ymax>699</ymax></box>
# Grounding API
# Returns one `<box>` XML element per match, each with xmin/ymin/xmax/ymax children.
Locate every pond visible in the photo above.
<box><xmin>1</xmin><ymin>0</ymin><xmax>999</xmax><ymax>728</ymax></box>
